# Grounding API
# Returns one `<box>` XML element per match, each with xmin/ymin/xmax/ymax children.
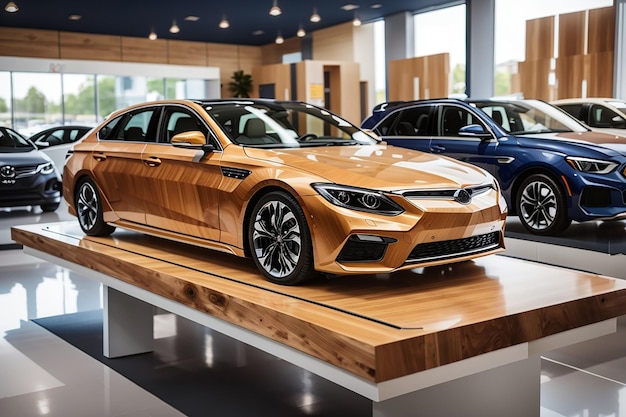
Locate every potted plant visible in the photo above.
<box><xmin>228</xmin><ymin>70</ymin><xmax>253</xmax><ymax>98</ymax></box>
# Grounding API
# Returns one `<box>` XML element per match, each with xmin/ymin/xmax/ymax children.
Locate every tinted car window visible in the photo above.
<box><xmin>163</xmin><ymin>108</ymin><xmax>209</xmax><ymax>143</ymax></box>
<box><xmin>393</xmin><ymin>106</ymin><xmax>431</xmax><ymax>136</ymax></box>
<box><xmin>439</xmin><ymin>106</ymin><xmax>481</xmax><ymax>136</ymax></box>
<box><xmin>557</xmin><ymin>104</ymin><xmax>584</xmax><ymax>121</ymax></box>
<box><xmin>99</xmin><ymin>108</ymin><xmax>158</xmax><ymax>142</ymax></box>
<box><xmin>0</xmin><ymin>129</ymin><xmax>33</xmax><ymax>150</ymax></box>
<box><xmin>590</xmin><ymin>104</ymin><xmax>620</xmax><ymax>128</ymax></box>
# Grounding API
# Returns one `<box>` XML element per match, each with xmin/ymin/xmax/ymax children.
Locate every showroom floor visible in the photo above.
<box><xmin>2</xmin><ymin>203</ymin><xmax>626</xmax><ymax>417</ymax></box>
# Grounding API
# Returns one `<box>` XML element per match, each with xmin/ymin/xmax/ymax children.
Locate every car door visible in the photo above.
<box><xmin>428</xmin><ymin>104</ymin><xmax>499</xmax><ymax>177</ymax></box>
<box><xmin>141</xmin><ymin>105</ymin><xmax>223</xmax><ymax>242</ymax></box>
<box><xmin>373</xmin><ymin>104</ymin><xmax>434</xmax><ymax>153</ymax></box>
<box><xmin>90</xmin><ymin>107</ymin><xmax>159</xmax><ymax>224</ymax></box>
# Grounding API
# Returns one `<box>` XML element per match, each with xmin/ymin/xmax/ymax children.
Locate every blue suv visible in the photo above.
<box><xmin>362</xmin><ymin>98</ymin><xmax>626</xmax><ymax>235</ymax></box>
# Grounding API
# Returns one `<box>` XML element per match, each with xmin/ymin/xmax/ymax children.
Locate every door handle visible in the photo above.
<box><xmin>430</xmin><ymin>145</ymin><xmax>446</xmax><ymax>153</ymax></box>
<box><xmin>93</xmin><ymin>153</ymin><xmax>107</xmax><ymax>161</ymax></box>
<box><xmin>144</xmin><ymin>157</ymin><xmax>161</xmax><ymax>167</ymax></box>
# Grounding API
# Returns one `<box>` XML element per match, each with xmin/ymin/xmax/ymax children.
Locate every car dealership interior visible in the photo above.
<box><xmin>1</xmin><ymin>0</ymin><xmax>626</xmax><ymax>416</ymax></box>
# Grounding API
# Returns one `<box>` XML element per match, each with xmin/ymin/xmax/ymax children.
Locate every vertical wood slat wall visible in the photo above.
<box><xmin>519</xmin><ymin>5</ymin><xmax>615</xmax><ymax>100</ymax></box>
<box><xmin>0</xmin><ymin>27</ymin><xmax>264</xmax><ymax>98</ymax></box>
<box><xmin>387</xmin><ymin>53</ymin><xmax>450</xmax><ymax>102</ymax></box>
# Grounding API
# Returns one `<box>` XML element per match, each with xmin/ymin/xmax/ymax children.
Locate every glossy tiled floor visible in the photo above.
<box><xmin>2</xmin><ymin>203</ymin><xmax>626</xmax><ymax>416</ymax></box>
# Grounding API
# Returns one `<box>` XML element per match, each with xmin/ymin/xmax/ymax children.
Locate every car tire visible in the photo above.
<box><xmin>248</xmin><ymin>191</ymin><xmax>314</xmax><ymax>285</ymax></box>
<box><xmin>40</xmin><ymin>203</ymin><xmax>59</xmax><ymax>212</ymax></box>
<box><xmin>516</xmin><ymin>173</ymin><xmax>571</xmax><ymax>235</ymax></box>
<box><xmin>75</xmin><ymin>178</ymin><xmax>116</xmax><ymax>237</ymax></box>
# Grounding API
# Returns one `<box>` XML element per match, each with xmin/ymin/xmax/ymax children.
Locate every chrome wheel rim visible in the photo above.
<box><xmin>519</xmin><ymin>180</ymin><xmax>557</xmax><ymax>231</ymax></box>
<box><xmin>252</xmin><ymin>200</ymin><xmax>302</xmax><ymax>278</ymax></box>
<box><xmin>77</xmin><ymin>182</ymin><xmax>98</xmax><ymax>232</ymax></box>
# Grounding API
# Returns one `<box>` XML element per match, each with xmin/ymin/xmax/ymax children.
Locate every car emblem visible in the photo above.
<box><xmin>0</xmin><ymin>165</ymin><xmax>16</xmax><ymax>179</ymax></box>
<box><xmin>454</xmin><ymin>188</ymin><xmax>472</xmax><ymax>204</ymax></box>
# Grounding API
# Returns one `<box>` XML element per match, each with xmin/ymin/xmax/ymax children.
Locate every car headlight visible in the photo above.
<box><xmin>37</xmin><ymin>162</ymin><xmax>55</xmax><ymax>175</ymax></box>
<box><xmin>565</xmin><ymin>156</ymin><xmax>618</xmax><ymax>174</ymax></box>
<box><xmin>312</xmin><ymin>183</ymin><xmax>405</xmax><ymax>216</ymax></box>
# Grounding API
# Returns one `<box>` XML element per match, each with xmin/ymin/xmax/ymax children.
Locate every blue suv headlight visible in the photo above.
<box><xmin>565</xmin><ymin>156</ymin><xmax>618</xmax><ymax>174</ymax></box>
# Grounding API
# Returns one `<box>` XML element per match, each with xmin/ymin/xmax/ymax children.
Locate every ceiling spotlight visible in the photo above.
<box><xmin>4</xmin><ymin>1</ymin><xmax>18</xmax><ymax>12</ymax></box>
<box><xmin>275</xmin><ymin>33</ymin><xmax>284</xmax><ymax>44</ymax></box>
<box><xmin>310</xmin><ymin>8</ymin><xmax>321</xmax><ymax>23</ymax></box>
<box><xmin>297</xmin><ymin>26</ymin><xmax>306</xmax><ymax>38</ymax></box>
<box><xmin>219</xmin><ymin>16</ymin><xmax>230</xmax><ymax>29</ymax></box>
<box><xmin>68</xmin><ymin>14</ymin><xmax>82</xmax><ymax>21</ymax></box>
<box><xmin>352</xmin><ymin>16</ymin><xmax>362</xmax><ymax>27</ymax></box>
<box><xmin>269</xmin><ymin>0</ymin><xmax>281</xmax><ymax>16</ymax></box>
<box><xmin>148</xmin><ymin>30</ymin><xmax>157</xmax><ymax>40</ymax></box>
<box><xmin>169</xmin><ymin>20</ymin><xmax>180</xmax><ymax>34</ymax></box>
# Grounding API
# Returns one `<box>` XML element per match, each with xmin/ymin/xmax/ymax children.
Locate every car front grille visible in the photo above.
<box><xmin>406</xmin><ymin>232</ymin><xmax>501</xmax><ymax>264</ymax></box>
<box><xmin>13</xmin><ymin>165</ymin><xmax>39</xmax><ymax>178</ymax></box>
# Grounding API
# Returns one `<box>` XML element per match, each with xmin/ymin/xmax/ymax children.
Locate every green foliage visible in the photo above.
<box><xmin>494</xmin><ymin>70</ymin><xmax>512</xmax><ymax>97</ymax></box>
<box><xmin>0</xmin><ymin>97</ymin><xmax>8</xmax><ymax>113</ymax></box>
<box><xmin>228</xmin><ymin>70</ymin><xmax>253</xmax><ymax>98</ymax></box>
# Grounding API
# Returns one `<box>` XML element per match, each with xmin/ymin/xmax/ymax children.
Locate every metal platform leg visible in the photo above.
<box><xmin>103</xmin><ymin>285</ymin><xmax>153</xmax><ymax>358</ymax></box>
<box><xmin>372</xmin><ymin>355</ymin><xmax>540</xmax><ymax>417</ymax></box>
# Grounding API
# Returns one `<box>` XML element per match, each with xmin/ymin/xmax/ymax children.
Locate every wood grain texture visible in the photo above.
<box><xmin>388</xmin><ymin>54</ymin><xmax>449</xmax><ymax>101</ymax></box>
<box><xmin>121</xmin><ymin>37</ymin><xmax>168</xmax><ymax>64</ymax></box>
<box><xmin>525</xmin><ymin>16</ymin><xmax>554</xmax><ymax>61</ymax></box>
<box><xmin>60</xmin><ymin>32</ymin><xmax>122</xmax><ymax>61</ymax></box>
<box><xmin>167</xmin><ymin>39</ymin><xmax>207</xmax><ymax>66</ymax></box>
<box><xmin>12</xmin><ymin>222</ymin><xmax>626</xmax><ymax>383</ymax></box>
<box><xmin>588</xmin><ymin>51</ymin><xmax>614</xmax><ymax>97</ymax></box>
<box><xmin>588</xmin><ymin>6</ymin><xmax>615</xmax><ymax>54</ymax></box>
<box><xmin>558</xmin><ymin>11</ymin><xmax>585</xmax><ymax>58</ymax></box>
<box><xmin>0</xmin><ymin>27</ymin><xmax>60</xmax><ymax>58</ymax></box>
<box><xmin>555</xmin><ymin>54</ymin><xmax>589</xmax><ymax>99</ymax></box>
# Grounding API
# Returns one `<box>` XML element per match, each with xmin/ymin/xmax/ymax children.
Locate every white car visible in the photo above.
<box><xmin>29</xmin><ymin>125</ymin><xmax>92</xmax><ymax>173</ymax></box>
<box><xmin>552</xmin><ymin>98</ymin><xmax>626</xmax><ymax>137</ymax></box>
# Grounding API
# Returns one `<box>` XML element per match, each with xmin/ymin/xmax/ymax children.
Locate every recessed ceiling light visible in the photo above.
<box><xmin>68</xmin><ymin>14</ymin><xmax>82</xmax><ymax>21</ymax></box>
<box><xmin>184</xmin><ymin>15</ymin><xmax>199</xmax><ymax>22</ymax></box>
<box><xmin>340</xmin><ymin>4</ymin><xmax>359</xmax><ymax>11</ymax></box>
<box><xmin>252</xmin><ymin>30</ymin><xmax>264</xmax><ymax>36</ymax></box>
<box><xmin>370</xmin><ymin>4</ymin><xmax>382</xmax><ymax>9</ymax></box>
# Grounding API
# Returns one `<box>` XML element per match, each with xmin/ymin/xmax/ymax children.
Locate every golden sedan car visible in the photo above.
<box><xmin>63</xmin><ymin>99</ymin><xmax>507</xmax><ymax>285</ymax></box>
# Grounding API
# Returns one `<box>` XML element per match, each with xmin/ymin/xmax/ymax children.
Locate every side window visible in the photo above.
<box><xmin>393</xmin><ymin>107</ymin><xmax>431</xmax><ymax>136</ymax></box>
<box><xmin>373</xmin><ymin>112</ymin><xmax>399</xmax><ymax>136</ymax></box>
<box><xmin>99</xmin><ymin>109</ymin><xmax>158</xmax><ymax>142</ymax></box>
<box><xmin>440</xmin><ymin>106</ymin><xmax>478</xmax><ymax>137</ymax></box>
<box><xmin>590</xmin><ymin>105</ymin><xmax>619</xmax><ymax>128</ymax></box>
<box><xmin>163</xmin><ymin>109</ymin><xmax>208</xmax><ymax>143</ymax></box>
<box><xmin>480</xmin><ymin>105</ymin><xmax>510</xmax><ymax>131</ymax></box>
<box><xmin>557</xmin><ymin>104</ymin><xmax>584</xmax><ymax>122</ymax></box>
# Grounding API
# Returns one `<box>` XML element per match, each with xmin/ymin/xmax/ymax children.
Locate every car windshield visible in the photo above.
<box><xmin>474</xmin><ymin>100</ymin><xmax>588</xmax><ymax>135</ymax></box>
<box><xmin>0</xmin><ymin>129</ymin><xmax>36</xmax><ymax>152</ymax></box>
<box><xmin>203</xmin><ymin>101</ymin><xmax>377</xmax><ymax>148</ymax></box>
<box><xmin>606</xmin><ymin>100</ymin><xmax>626</xmax><ymax>110</ymax></box>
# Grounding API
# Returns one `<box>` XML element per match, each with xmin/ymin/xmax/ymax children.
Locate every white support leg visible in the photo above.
<box><xmin>372</xmin><ymin>355</ymin><xmax>540</xmax><ymax>417</ymax></box>
<box><xmin>103</xmin><ymin>285</ymin><xmax>153</xmax><ymax>358</ymax></box>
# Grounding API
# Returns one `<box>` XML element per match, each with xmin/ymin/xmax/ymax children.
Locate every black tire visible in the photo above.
<box><xmin>248</xmin><ymin>191</ymin><xmax>314</xmax><ymax>285</ymax></box>
<box><xmin>40</xmin><ymin>203</ymin><xmax>59</xmax><ymax>212</ymax></box>
<box><xmin>515</xmin><ymin>173</ymin><xmax>571</xmax><ymax>235</ymax></box>
<box><xmin>75</xmin><ymin>178</ymin><xmax>116</xmax><ymax>237</ymax></box>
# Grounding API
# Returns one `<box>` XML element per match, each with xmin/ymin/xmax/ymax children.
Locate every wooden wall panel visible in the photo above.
<box><xmin>555</xmin><ymin>55</ymin><xmax>588</xmax><ymax>99</ymax></box>
<box><xmin>59</xmin><ymin>32</ymin><xmax>122</xmax><ymax>61</ymax></box>
<box><xmin>0</xmin><ymin>28</ymin><xmax>59</xmax><ymax>59</ymax></box>
<box><xmin>237</xmin><ymin>45</ymin><xmax>264</xmax><ymax>75</ymax></box>
<box><xmin>251</xmin><ymin>63</ymin><xmax>291</xmax><ymax>99</ymax></box>
<box><xmin>259</xmin><ymin>38</ymin><xmax>301</xmax><ymax>65</ymax></box>
<box><xmin>588</xmin><ymin>51</ymin><xmax>614</xmax><ymax>97</ymax></box>
<box><xmin>121</xmin><ymin>37</ymin><xmax>167</xmax><ymax>64</ymax></box>
<box><xmin>167</xmin><ymin>40</ymin><xmax>207</xmax><ymax>66</ymax></box>
<box><xmin>387</xmin><ymin>54</ymin><xmax>449</xmax><ymax>102</ymax></box>
<box><xmin>518</xmin><ymin>59</ymin><xmax>551</xmax><ymax>101</ymax></box>
<box><xmin>525</xmin><ymin>16</ymin><xmax>554</xmax><ymax>60</ymax></box>
<box><xmin>313</xmin><ymin>23</ymin><xmax>354</xmax><ymax>61</ymax></box>
<box><xmin>558</xmin><ymin>11</ymin><xmax>585</xmax><ymax>57</ymax></box>
<box><xmin>588</xmin><ymin>6</ymin><xmax>615</xmax><ymax>54</ymax></box>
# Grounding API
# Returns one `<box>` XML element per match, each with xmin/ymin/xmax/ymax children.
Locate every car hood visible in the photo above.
<box><xmin>0</xmin><ymin>149</ymin><xmax>51</xmax><ymax>165</ymax></box>
<box><xmin>514</xmin><ymin>131</ymin><xmax>626</xmax><ymax>157</ymax></box>
<box><xmin>243</xmin><ymin>144</ymin><xmax>492</xmax><ymax>191</ymax></box>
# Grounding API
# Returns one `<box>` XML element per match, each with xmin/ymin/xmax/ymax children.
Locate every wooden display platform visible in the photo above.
<box><xmin>11</xmin><ymin>221</ymin><xmax>626</xmax><ymax>416</ymax></box>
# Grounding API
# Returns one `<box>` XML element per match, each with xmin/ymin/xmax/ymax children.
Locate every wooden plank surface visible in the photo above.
<box><xmin>12</xmin><ymin>222</ymin><xmax>626</xmax><ymax>383</ymax></box>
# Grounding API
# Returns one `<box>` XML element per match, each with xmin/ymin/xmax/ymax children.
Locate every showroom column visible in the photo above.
<box><xmin>466</xmin><ymin>0</ymin><xmax>495</xmax><ymax>98</ymax></box>
<box><xmin>384</xmin><ymin>12</ymin><xmax>415</xmax><ymax>97</ymax></box>
<box><xmin>615</xmin><ymin>0</ymin><xmax>626</xmax><ymax>99</ymax></box>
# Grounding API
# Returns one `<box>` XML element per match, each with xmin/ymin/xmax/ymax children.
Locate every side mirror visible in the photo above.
<box><xmin>36</xmin><ymin>141</ymin><xmax>50</xmax><ymax>148</ymax></box>
<box><xmin>458</xmin><ymin>124</ymin><xmax>492</xmax><ymax>140</ymax></box>
<box><xmin>171</xmin><ymin>131</ymin><xmax>215</xmax><ymax>155</ymax></box>
<box><xmin>611</xmin><ymin>116</ymin><xmax>626</xmax><ymax>129</ymax></box>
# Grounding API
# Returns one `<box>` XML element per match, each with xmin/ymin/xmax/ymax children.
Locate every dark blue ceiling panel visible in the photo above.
<box><xmin>0</xmin><ymin>0</ymin><xmax>459</xmax><ymax>46</ymax></box>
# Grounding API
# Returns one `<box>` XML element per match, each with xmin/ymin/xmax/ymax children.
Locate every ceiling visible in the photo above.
<box><xmin>0</xmin><ymin>0</ymin><xmax>456</xmax><ymax>46</ymax></box>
